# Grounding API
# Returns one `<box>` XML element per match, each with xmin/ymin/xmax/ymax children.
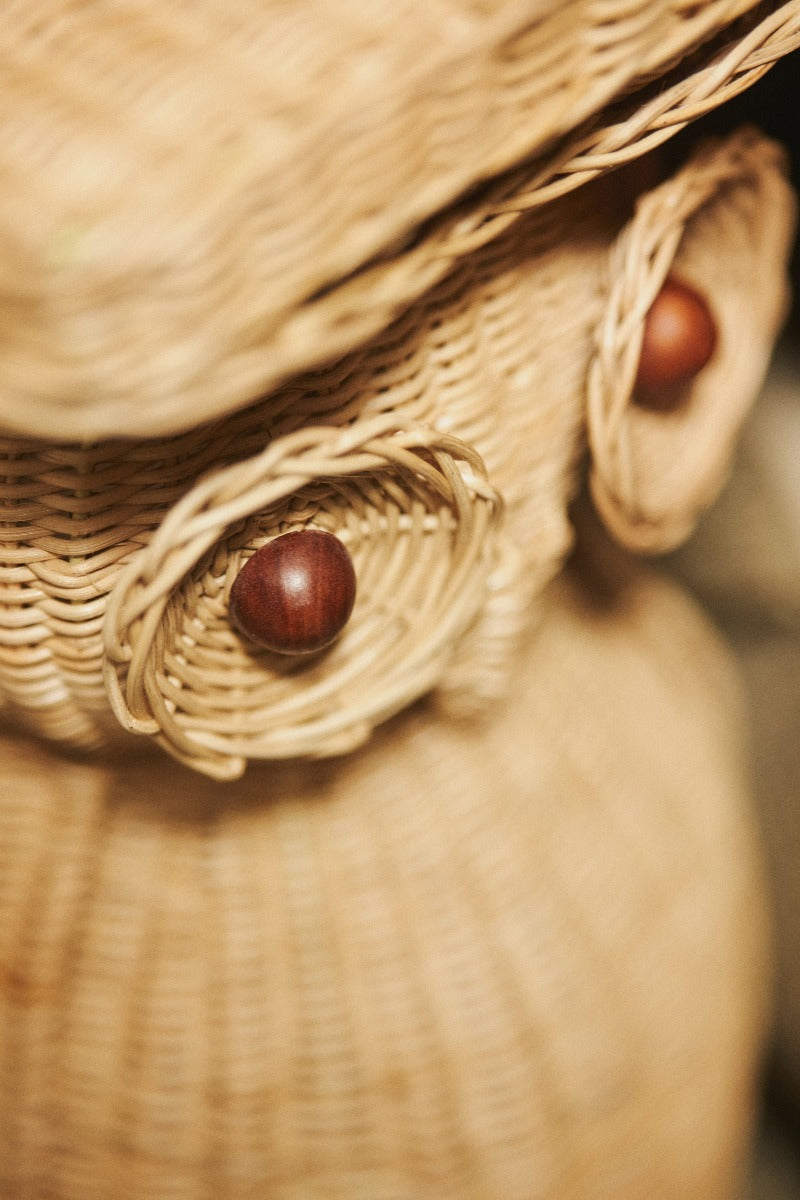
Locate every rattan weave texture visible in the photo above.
<box><xmin>588</xmin><ymin>126</ymin><xmax>795</xmax><ymax>551</ymax></box>
<box><xmin>1</xmin><ymin>1</ymin><xmax>799</xmax><ymax>438</ymax></box>
<box><xmin>0</xmin><ymin>170</ymin><xmax>621</xmax><ymax>767</ymax></box>
<box><xmin>103</xmin><ymin>419</ymin><xmax>506</xmax><ymax>777</ymax></box>
<box><xmin>0</xmin><ymin>552</ymin><xmax>772</xmax><ymax>1199</ymax></box>
<box><xmin>0</xmin><ymin>1</ymin><xmax>798</xmax><ymax>1195</ymax></box>
<box><xmin>1</xmin><ymin>131</ymin><xmax>792</xmax><ymax>774</ymax></box>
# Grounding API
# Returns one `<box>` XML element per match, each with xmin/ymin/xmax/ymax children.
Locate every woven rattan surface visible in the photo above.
<box><xmin>0</xmin><ymin>550</ymin><xmax>772</xmax><ymax>1199</ymax></box>
<box><xmin>588</xmin><ymin>126</ymin><xmax>794</xmax><ymax>552</ymax></box>
<box><xmin>0</xmin><ymin>169</ymin><xmax>624</xmax><ymax>769</ymax></box>
<box><xmin>1</xmin><ymin>1</ymin><xmax>799</xmax><ymax>439</ymax></box>
<box><xmin>1</xmin><ymin>4</ymin><xmax>797</xmax><ymax>1191</ymax></box>
<box><xmin>0</xmin><ymin>130</ymin><xmax>793</xmax><ymax>774</ymax></box>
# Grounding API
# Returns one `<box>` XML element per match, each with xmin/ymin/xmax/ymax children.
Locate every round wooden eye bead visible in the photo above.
<box><xmin>229</xmin><ymin>529</ymin><xmax>356</xmax><ymax>654</ymax></box>
<box><xmin>635</xmin><ymin>276</ymin><xmax>717</xmax><ymax>410</ymax></box>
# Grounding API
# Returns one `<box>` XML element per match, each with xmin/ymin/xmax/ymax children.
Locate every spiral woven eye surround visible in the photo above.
<box><xmin>103</xmin><ymin>417</ymin><xmax>504</xmax><ymax>778</ymax></box>
<box><xmin>587</xmin><ymin>127</ymin><xmax>795</xmax><ymax>552</ymax></box>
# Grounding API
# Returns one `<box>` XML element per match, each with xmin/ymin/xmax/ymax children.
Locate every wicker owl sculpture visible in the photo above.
<box><xmin>1</xmin><ymin>4</ymin><xmax>799</xmax><ymax>1198</ymax></box>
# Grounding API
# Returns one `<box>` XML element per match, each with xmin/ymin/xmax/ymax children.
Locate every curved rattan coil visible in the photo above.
<box><xmin>103</xmin><ymin>417</ymin><xmax>504</xmax><ymax>778</ymax></box>
<box><xmin>586</xmin><ymin>127</ymin><xmax>795</xmax><ymax>552</ymax></box>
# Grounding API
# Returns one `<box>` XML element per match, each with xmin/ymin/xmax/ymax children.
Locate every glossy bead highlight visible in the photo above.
<box><xmin>635</xmin><ymin>276</ymin><xmax>717</xmax><ymax>410</ymax></box>
<box><xmin>230</xmin><ymin>529</ymin><xmax>356</xmax><ymax>654</ymax></box>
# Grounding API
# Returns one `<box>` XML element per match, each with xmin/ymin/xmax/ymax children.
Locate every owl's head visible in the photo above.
<box><xmin>0</xmin><ymin>5</ymin><xmax>796</xmax><ymax>776</ymax></box>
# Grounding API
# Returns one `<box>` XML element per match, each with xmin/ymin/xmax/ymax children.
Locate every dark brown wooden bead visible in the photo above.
<box><xmin>635</xmin><ymin>276</ymin><xmax>717</xmax><ymax>410</ymax></box>
<box><xmin>229</xmin><ymin>529</ymin><xmax>356</xmax><ymax>654</ymax></box>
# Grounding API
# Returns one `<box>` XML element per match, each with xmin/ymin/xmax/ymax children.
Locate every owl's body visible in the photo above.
<box><xmin>0</xmin><ymin>553</ymin><xmax>769</xmax><ymax>1199</ymax></box>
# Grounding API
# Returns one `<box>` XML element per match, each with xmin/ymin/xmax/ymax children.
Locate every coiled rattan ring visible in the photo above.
<box><xmin>103</xmin><ymin>416</ymin><xmax>505</xmax><ymax>778</ymax></box>
<box><xmin>587</xmin><ymin>128</ymin><xmax>795</xmax><ymax>553</ymax></box>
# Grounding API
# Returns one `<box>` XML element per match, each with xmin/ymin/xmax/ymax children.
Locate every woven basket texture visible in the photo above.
<box><xmin>1</xmin><ymin>5</ymin><xmax>799</xmax><ymax>1191</ymax></box>
<box><xmin>0</xmin><ymin>129</ymin><xmax>793</xmax><ymax>777</ymax></box>
<box><xmin>1</xmin><ymin>1</ymin><xmax>799</xmax><ymax>439</ymax></box>
<box><xmin>0</xmin><ymin>547</ymin><xmax>772</xmax><ymax>1200</ymax></box>
<box><xmin>587</xmin><ymin>127</ymin><xmax>795</xmax><ymax>552</ymax></box>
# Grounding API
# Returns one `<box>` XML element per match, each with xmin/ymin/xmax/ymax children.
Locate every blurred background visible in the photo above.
<box><xmin>662</xmin><ymin>52</ymin><xmax>800</xmax><ymax>1197</ymax></box>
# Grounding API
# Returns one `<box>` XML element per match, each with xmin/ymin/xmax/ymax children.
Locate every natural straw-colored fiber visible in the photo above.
<box><xmin>103</xmin><ymin>418</ymin><xmax>506</xmax><ymax>775</ymax></box>
<box><xmin>0</xmin><ymin>2</ymin><xmax>799</xmax><ymax>439</ymax></box>
<box><xmin>587</xmin><ymin>126</ymin><xmax>794</xmax><ymax>553</ymax></box>
<box><xmin>0</xmin><ymin>131</ymin><xmax>793</xmax><ymax>776</ymax></box>
<box><xmin>0</xmin><ymin>548</ymin><xmax>772</xmax><ymax>1200</ymax></box>
<box><xmin>0</xmin><ymin>168</ymin><xmax>626</xmax><ymax>767</ymax></box>
<box><xmin>1</xmin><ymin>4</ymin><xmax>799</xmax><ymax>1195</ymax></box>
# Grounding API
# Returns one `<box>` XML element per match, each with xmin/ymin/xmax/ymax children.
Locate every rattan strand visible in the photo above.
<box><xmin>587</xmin><ymin>127</ymin><xmax>796</xmax><ymax>551</ymax></box>
<box><xmin>0</xmin><ymin>2</ymin><xmax>798</xmax><ymax>439</ymax></box>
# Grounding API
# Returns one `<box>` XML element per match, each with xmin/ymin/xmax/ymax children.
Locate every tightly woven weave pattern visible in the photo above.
<box><xmin>588</xmin><ymin>127</ymin><xmax>793</xmax><ymax>552</ymax></box>
<box><xmin>0</xmin><ymin>553</ymin><xmax>772</xmax><ymax>1199</ymax></box>
<box><xmin>0</xmin><ymin>172</ymin><xmax>622</xmax><ymax>766</ymax></box>
<box><xmin>1</xmin><ymin>1</ymin><xmax>799</xmax><ymax>438</ymax></box>
<box><xmin>0</xmin><ymin>132</ymin><xmax>793</xmax><ymax>774</ymax></box>
<box><xmin>1</xmin><ymin>4</ymin><xmax>799</xmax><ymax>1196</ymax></box>
<box><xmin>103</xmin><ymin>418</ymin><xmax>505</xmax><ymax>776</ymax></box>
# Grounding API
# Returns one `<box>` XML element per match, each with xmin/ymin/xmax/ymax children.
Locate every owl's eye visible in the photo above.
<box><xmin>102</xmin><ymin>418</ymin><xmax>505</xmax><ymax>778</ymax></box>
<box><xmin>586</xmin><ymin>128</ymin><xmax>795</xmax><ymax>559</ymax></box>
<box><xmin>229</xmin><ymin>529</ymin><xmax>357</xmax><ymax>655</ymax></box>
